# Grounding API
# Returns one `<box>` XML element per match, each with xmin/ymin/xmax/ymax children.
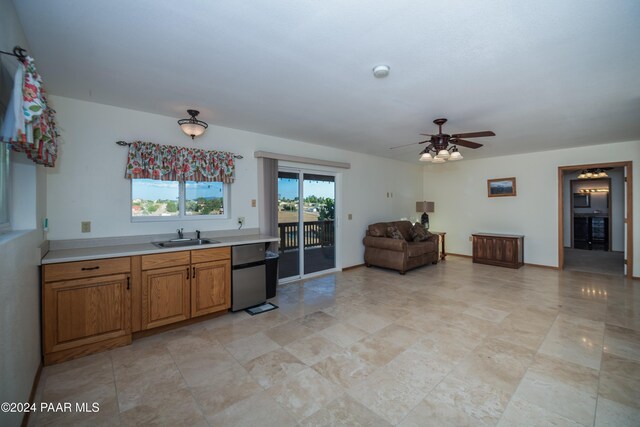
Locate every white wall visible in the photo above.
<box><xmin>562</xmin><ymin>168</ymin><xmax>625</xmax><ymax>251</ymax></box>
<box><xmin>423</xmin><ymin>140</ymin><xmax>640</xmax><ymax>276</ymax></box>
<box><xmin>0</xmin><ymin>0</ymin><xmax>46</xmax><ymax>425</ymax></box>
<box><xmin>47</xmin><ymin>96</ymin><xmax>424</xmax><ymax>268</ymax></box>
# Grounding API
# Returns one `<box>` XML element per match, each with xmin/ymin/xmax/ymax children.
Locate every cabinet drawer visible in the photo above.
<box><xmin>191</xmin><ymin>247</ymin><xmax>230</xmax><ymax>264</ymax></box>
<box><xmin>44</xmin><ymin>257</ymin><xmax>131</xmax><ymax>282</ymax></box>
<box><xmin>141</xmin><ymin>251</ymin><xmax>190</xmax><ymax>270</ymax></box>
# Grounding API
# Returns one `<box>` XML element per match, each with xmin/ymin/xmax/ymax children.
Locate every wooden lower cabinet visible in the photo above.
<box><xmin>42</xmin><ymin>247</ymin><xmax>233</xmax><ymax>364</ymax></box>
<box><xmin>43</xmin><ymin>273</ymin><xmax>131</xmax><ymax>365</ymax></box>
<box><xmin>191</xmin><ymin>259</ymin><xmax>231</xmax><ymax>317</ymax></box>
<box><xmin>472</xmin><ymin>233</ymin><xmax>524</xmax><ymax>269</ymax></box>
<box><xmin>139</xmin><ymin>247</ymin><xmax>231</xmax><ymax>329</ymax></box>
<box><xmin>141</xmin><ymin>265</ymin><xmax>190</xmax><ymax>329</ymax></box>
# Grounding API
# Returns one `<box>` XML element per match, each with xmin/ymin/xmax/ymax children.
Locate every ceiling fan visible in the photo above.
<box><xmin>390</xmin><ymin>118</ymin><xmax>495</xmax><ymax>163</ymax></box>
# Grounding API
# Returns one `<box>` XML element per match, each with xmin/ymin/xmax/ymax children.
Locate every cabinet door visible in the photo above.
<box><xmin>502</xmin><ymin>238</ymin><xmax>517</xmax><ymax>263</ymax></box>
<box><xmin>191</xmin><ymin>260</ymin><xmax>231</xmax><ymax>317</ymax></box>
<box><xmin>142</xmin><ymin>265</ymin><xmax>190</xmax><ymax>330</ymax></box>
<box><xmin>473</xmin><ymin>236</ymin><xmax>485</xmax><ymax>260</ymax></box>
<box><xmin>43</xmin><ymin>274</ymin><xmax>130</xmax><ymax>354</ymax></box>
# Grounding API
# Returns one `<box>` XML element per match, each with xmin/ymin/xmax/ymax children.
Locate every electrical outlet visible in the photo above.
<box><xmin>251</xmin><ymin>199</ymin><xmax>256</xmax><ymax>207</ymax></box>
<box><xmin>237</xmin><ymin>217</ymin><xmax>245</xmax><ymax>225</ymax></box>
<box><xmin>81</xmin><ymin>221</ymin><xmax>91</xmax><ymax>233</ymax></box>
<box><xmin>348</xmin><ymin>213</ymin><xmax>353</xmax><ymax>220</ymax></box>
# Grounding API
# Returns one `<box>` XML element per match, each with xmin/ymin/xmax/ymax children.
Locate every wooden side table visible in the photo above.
<box><xmin>430</xmin><ymin>231</ymin><xmax>446</xmax><ymax>260</ymax></box>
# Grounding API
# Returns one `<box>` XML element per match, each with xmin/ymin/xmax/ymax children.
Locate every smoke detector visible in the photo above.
<box><xmin>372</xmin><ymin>65</ymin><xmax>390</xmax><ymax>78</ymax></box>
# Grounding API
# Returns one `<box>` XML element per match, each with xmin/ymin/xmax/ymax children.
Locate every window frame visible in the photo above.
<box><xmin>130</xmin><ymin>179</ymin><xmax>230</xmax><ymax>222</ymax></box>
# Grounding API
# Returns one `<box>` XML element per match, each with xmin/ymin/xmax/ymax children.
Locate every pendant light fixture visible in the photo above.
<box><xmin>577</xmin><ymin>168</ymin><xmax>609</xmax><ymax>179</ymax></box>
<box><xmin>178</xmin><ymin>109</ymin><xmax>208</xmax><ymax>139</ymax></box>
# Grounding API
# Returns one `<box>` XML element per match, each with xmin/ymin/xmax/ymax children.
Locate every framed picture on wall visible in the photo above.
<box><xmin>487</xmin><ymin>177</ymin><xmax>517</xmax><ymax>197</ymax></box>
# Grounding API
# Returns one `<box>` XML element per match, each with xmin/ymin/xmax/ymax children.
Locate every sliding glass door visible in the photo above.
<box><xmin>303</xmin><ymin>173</ymin><xmax>335</xmax><ymax>275</ymax></box>
<box><xmin>277</xmin><ymin>171</ymin><xmax>301</xmax><ymax>279</ymax></box>
<box><xmin>277</xmin><ymin>169</ymin><xmax>336</xmax><ymax>280</ymax></box>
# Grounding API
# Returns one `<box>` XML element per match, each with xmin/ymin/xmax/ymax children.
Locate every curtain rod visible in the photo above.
<box><xmin>0</xmin><ymin>46</ymin><xmax>27</xmax><ymax>61</ymax></box>
<box><xmin>115</xmin><ymin>140</ymin><xmax>243</xmax><ymax>159</ymax></box>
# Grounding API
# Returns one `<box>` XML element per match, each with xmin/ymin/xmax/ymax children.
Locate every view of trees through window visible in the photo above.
<box><xmin>185</xmin><ymin>181</ymin><xmax>224</xmax><ymax>215</ymax></box>
<box><xmin>131</xmin><ymin>179</ymin><xmax>224</xmax><ymax>218</ymax></box>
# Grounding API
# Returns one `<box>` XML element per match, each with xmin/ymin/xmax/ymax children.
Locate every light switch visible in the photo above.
<box><xmin>81</xmin><ymin>221</ymin><xmax>91</xmax><ymax>233</ymax></box>
<box><xmin>251</xmin><ymin>199</ymin><xmax>256</xmax><ymax>207</ymax></box>
<box><xmin>348</xmin><ymin>213</ymin><xmax>353</xmax><ymax>220</ymax></box>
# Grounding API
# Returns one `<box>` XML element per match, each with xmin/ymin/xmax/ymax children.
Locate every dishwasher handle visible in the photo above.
<box><xmin>233</xmin><ymin>260</ymin><xmax>266</xmax><ymax>270</ymax></box>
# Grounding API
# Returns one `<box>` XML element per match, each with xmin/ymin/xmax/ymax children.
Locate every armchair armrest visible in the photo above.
<box><xmin>426</xmin><ymin>234</ymin><xmax>439</xmax><ymax>244</ymax></box>
<box><xmin>363</xmin><ymin>236</ymin><xmax>407</xmax><ymax>252</ymax></box>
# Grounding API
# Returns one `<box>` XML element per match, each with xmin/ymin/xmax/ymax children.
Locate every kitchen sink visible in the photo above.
<box><xmin>152</xmin><ymin>238</ymin><xmax>220</xmax><ymax>249</ymax></box>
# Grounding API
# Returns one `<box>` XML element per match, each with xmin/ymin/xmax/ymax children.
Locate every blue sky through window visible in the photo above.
<box><xmin>278</xmin><ymin>178</ymin><xmax>334</xmax><ymax>199</ymax></box>
<box><xmin>132</xmin><ymin>179</ymin><xmax>223</xmax><ymax>200</ymax></box>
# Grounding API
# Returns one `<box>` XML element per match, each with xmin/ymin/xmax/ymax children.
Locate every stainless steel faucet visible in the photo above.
<box><xmin>177</xmin><ymin>228</ymin><xmax>184</xmax><ymax>239</ymax></box>
<box><xmin>196</xmin><ymin>230</ymin><xmax>201</xmax><ymax>239</ymax></box>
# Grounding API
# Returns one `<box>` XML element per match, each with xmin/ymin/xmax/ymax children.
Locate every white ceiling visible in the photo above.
<box><xmin>12</xmin><ymin>0</ymin><xmax>640</xmax><ymax>163</ymax></box>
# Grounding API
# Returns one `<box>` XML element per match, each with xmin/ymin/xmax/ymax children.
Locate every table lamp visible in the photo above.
<box><xmin>416</xmin><ymin>201</ymin><xmax>434</xmax><ymax>230</ymax></box>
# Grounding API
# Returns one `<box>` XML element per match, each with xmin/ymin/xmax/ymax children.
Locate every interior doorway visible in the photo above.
<box><xmin>277</xmin><ymin>168</ymin><xmax>337</xmax><ymax>281</ymax></box>
<box><xmin>558</xmin><ymin>162</ymin><xmax>633</xmax><ymax>278</ymax></box>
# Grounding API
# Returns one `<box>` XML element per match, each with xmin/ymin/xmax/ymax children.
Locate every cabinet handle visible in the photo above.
<box><xmin>187</xmin><ymin>267</ymin><xmax>190</xmax><ymax>279</ymax></box>
<box><xmin>81</xmin><ymin>266</ymin><xmax>100</xmax><ymax>271</ymax></box>
<box><xmin>192</xmin><ymin>267</ymin><xmax>196</xmax><ymax>279</ymax></box>
<box><xmin>127</xmin><ymin>277</ymin><xmax>130</xmax><ymax>290</ymax></box>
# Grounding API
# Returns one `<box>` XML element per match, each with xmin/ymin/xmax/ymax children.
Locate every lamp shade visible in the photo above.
<box><xmin>178</xmin><ymin>109</ymin><xmax>208</xmax><ymax>139</ymax></box>
<box><xmin>419</xmin><ymin>152</ymin><xmax>433</xmax><ymax>162</ymax></box>
<box><xmin>416</xmin><ymin>201</ymin><xmax>434</xmax><ymax>213</ymax></box>
<box><xmin>449</xmin><ymin>151</ymin><xmax>463</xmax><ymax>160</ymax></box>
<box><xmin>437</xmin><ymin>149</ymin><xmax>450</xmax><ymax>159</ymax></box>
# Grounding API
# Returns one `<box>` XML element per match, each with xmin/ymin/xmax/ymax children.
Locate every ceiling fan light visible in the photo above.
<box><xmin>419</xmin><ymin>152</ymin><xmax>433</xmax><ymax>162</ymax></box>
<box><xmin>432</xmin><ymin>156</ymin><xmax>445</xmax><ymax>164</ymax></box>
<box><xmin>449</xmin><ymin>151</ymin><xmax>463</xmax><ymax>161</ymax></box>
<box><xmin>437</xmin><ymin>149</ymin><xmax>450</xmax><ymax>159</ymax></box>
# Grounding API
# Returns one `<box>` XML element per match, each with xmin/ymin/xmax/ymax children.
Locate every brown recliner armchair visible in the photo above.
<box><xmin>363</xmin><ymin>220</ymin><xmax>439</xmax><ymax>274</ymax></box>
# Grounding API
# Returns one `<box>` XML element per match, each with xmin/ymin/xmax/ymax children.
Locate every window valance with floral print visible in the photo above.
<box><xmin>125</xmin><ymin>141</ymin><xmax>235</xmax><ymax>183</ymax></box>
<box><xmin>0</xmin><ymin>55</ymin><xmax>59</xmax><ymax>167</ymax></box>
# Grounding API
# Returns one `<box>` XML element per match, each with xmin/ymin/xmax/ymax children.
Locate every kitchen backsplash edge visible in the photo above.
<box><xmin>48</xmin><ymin>227</ymin><xmax>261</xmax><ymax>251</ymax></box>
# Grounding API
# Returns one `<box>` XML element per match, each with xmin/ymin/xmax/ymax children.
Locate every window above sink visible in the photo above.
<box><xmin>131</xmin><ymin>179</ymin><xmax>229</xmax><ymax>222</ymax></box>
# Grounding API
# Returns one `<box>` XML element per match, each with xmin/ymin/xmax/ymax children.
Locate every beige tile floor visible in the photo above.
<box><xmin>29</xmin><ymin>256</ymin><xmax>640</xmax><ymax>426</ymax></box>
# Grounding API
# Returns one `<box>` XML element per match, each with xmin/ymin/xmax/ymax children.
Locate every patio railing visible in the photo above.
<box><xmin>278</xmin><ymin>220</ymin><xmax>334</xmax><ymax>252</ymax></box>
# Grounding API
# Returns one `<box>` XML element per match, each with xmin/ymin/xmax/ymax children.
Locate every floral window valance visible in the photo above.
<box><xmin>125</xmin><ymin>141</ymin><xmax>236</xmax><ymax>183</ymax></box>
<box><xmin>0</xmin><ymin>55</ymin><xmax>59</xmax><ymax>167</ymax></box>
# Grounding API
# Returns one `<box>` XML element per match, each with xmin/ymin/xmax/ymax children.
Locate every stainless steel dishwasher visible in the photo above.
<box><xmin>231</xmin><ymin>243</ymin><xmax>266</xmax><ymax>311</ymax></box>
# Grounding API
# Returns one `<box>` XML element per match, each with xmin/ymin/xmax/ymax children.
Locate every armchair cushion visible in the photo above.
<box><xmin>409</xmin><ymin>223</ymin><xmax>428</xmax><ymax>242</ymax></box>
<box><xmin>362</xmin><ymin>236</ymin><xmax>407</xmax><ymax>252</ymax></box>
<box><xmin>386</xmin><ymin>226</ymin><xmax>404</xmax><ymax>240</ymax></box>
<box><xmin>368</xmin><ymin>223</ymin><xmax>387</xmax><ymax>237</ymax></box>
<box><xmin>393</xmin><ymin>221</ymin><xmax>413</xmax><ymax>240</ymax></box>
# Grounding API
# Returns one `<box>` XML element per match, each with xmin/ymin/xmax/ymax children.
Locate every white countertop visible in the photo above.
<box><xmin>42</xmin><ymin>234</ymin><xmax>279</xmax><ymax>264</ymax></box>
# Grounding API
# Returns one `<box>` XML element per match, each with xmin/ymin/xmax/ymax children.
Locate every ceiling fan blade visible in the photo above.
<box><xmin>452</xmin><ymin>139</ymin><xmax>483</xmax><ymax>149</ymax></box>
<box><xmin>419</xmin><ymin>133</ymin><xmax>435</xmax><ymax>137</ymax></box>
<box><xmin>389</xmin><ymin>141</ymin><xmax>427</xmax><ymax>150</ymax></box>
<box><xmin>451</xmin><ymin>131</ymin><xmax>495</xmax><ymax>138</ymax></box>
